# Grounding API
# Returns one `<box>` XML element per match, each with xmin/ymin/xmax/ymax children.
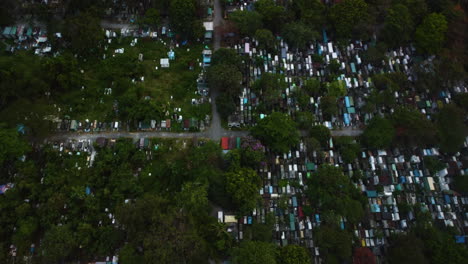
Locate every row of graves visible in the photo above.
<box><xmin>220</xmin><ymin>135</ymin><xmax>468</xmax><ymax>263</ymax></box>
<box><xmin>228</xmin><ymin>31</ymin><xmax>466</xmax><ymax>130</ymax></box>
<box><xmin>1</xmin><ymin>24</ymin><xmax>54</xmax><ymax>54</ymax></box>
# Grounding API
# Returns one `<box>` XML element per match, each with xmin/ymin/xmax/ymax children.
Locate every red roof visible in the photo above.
<box><xmin>353</xmin><ymin>247</ymin><xmax>376</xmax><ymax>264</ymax></box>
<box><xmin>221</xmin><ymin>137</ymin><xmax>229</xmax><ymax>150</ymax></box>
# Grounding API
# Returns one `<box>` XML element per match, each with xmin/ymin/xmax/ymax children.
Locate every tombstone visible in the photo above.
<box><xmin>138</xmin><ymin>53</ymin><xmax>143</xmax><ymax>61</ymax></box>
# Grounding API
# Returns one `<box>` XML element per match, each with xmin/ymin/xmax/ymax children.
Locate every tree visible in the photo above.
<box><xmin>303</xmin><ymin>78</ymin><xmax>322</xmax><ymax>96</ymax></box>
<box><xmin>334</xmin><ymin>136</ymin><xmax>361</xmax><ymax>164</ymax></box>
<box><xmin>315</xmin><ymin>225</ymin><xmax>353</xmax><ymax>263</ymax></box>
<box><xmin>254</xmin><ymin>0</ymin><xmax>286</xmax><ymax>33</ymax></box>
<box><xmin>309</xmin><ymin>125</ymin><xmax>331</xmax><ymax>147</ymax></box>
<box><xmin>0</xmin><ymin>125</ymin><xmax>29</xmax><ymax>166</ymax></box>
<box><xmin>327</xmin><ymin>80</ymin><xmax>346</xmax><ymax>97</ymax></box>
<box><xmin>232</xmin><ymin>241</ymin><xmax>277</xmax><ymax>264</ymax></box>
<box><xmin>295</xmin><ymin>112</ymin><xmax>315</xmax><ymax>130</ymax></box>
<box><xmin>293</xmin><ymin>0</ymin><xmax>326</xmax><ymax>30</ymax></box>
<box><xmin>305</xmin><ymin>165</ymin><xmax>364</xmax><ymax>224</ymax></box>
<box><xmin>216</xmin><ymin>94</ymin><xmax>236</xmax><ymax>120</ymax></box>
<box><xmin>282</xmin><ymin>22</ymin><xmax>318</xmax><ymax>49</ymax></box>
<box><xmin>225</xmin><ymin>167</ymin><xmax>261</xmax><ymax>214</ymax></box>
<box><xmin>255</xmin><ymin>29</ymin><xmax>276</xmax><ymax>51</ymax></box>
<box><xmin>423</xmin><ymin>156</ymin><xmax>446</xmax><ymax>176</ymax></box>
<box><xmin>64</xmin><ymin>11</ymin><xmax>103</xmax><ymax>56</ymax></box>
<box><xmin>387</xmin><ymin>233</ymin><xmax>427</xmax><ymax>264</ymax></box>
<box><xmin>415</xmin><ymin>13</ymin><xmax>448</xmax><ymax>54</ymax></box>
<box><xmin>240</xmin><ymin>137</ymin><xmax>266</xmax><ymax>168</ymax></box>
<box><xmin>330</xmin><ymin>0</ymin><xmax>368</xmax><ymax>39</ymax></box>
<box><xmin>207</xmin><ymin>64</ymin><xmax>242</xmax><ymax>96</ymax></box>
<box><xmin>361</xmin><ymin>117</ymin><xmax>395</xmax><ymax>149</ymax></box>
<box><xmin>170</xmin><ymin>0</ymin><xmax>197</xmax><ymax>38</ymax></box>
<box><xmin>436</xmin><ymin>104</ymin><xmax>468</xmax><ymax>153</ymax></box>
<box><xmin>320</xmin><ymin>96</ymin><xmax>338</xmax><ymax>119</ymax></box>
<box><xmin>253</xmin><ymin>73</ymin><xmax>285</xmax><ymax>110</ymax></box>
<box><xmin>230</xmin><ymin>10</ymin><xmax>263</xmax><ymax>37</ymax></box>
<box><xmin>211</xmin><ymin>48</ymin><xmax>243</xmax><ymax>71</ymax></box>
<box><xmin>141</xmin><ymin>8</ymin><xmax>160</xmax><ymax>27</ymax></box>
<box><xmin>391</xmin><ymin>107</ymin><xmax>437</xmax><ymax>146</ymax></box>
<box><xmin>41</xmin><ymin>225</ymin><xmax>77</xmax><ymax>263</ymax></box>
<box><xmin>382</xmin><ymin>4</ymin><xmax>414</xmax><ymax>47</ymax></box>
<box><xmin>278</xmin><ymin>245</ymin><xmax>312</xmax><ymax>264</ymax></box>
<box><xmin>250</xmin><ymin>112</ymin><xmax>299</xmax><ymax>153</ymax></box>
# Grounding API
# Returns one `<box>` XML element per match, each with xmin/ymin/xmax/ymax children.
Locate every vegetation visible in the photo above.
<box><xmin>250</xmin><ymin>112</ymin><xmax>299</xmax><ymax>153</ymax></box>
<box><xmin>362</xmin><ymin>117</ymin><xmax>395</xmax><ymax>149</ymax></box>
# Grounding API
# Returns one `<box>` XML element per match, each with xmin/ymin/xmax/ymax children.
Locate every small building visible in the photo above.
<box><xmin>160</xmin><ymin>58</ymin><xmax>169</xmax><ymax>68</ymax></box>
<box><xmin>221</xmin><ymin>137</ymin><xmax>229</xmax><ymax>150</ymax></box>
<box><xmin>424</xmin><ymin>177</ymin><xmax>435</xmax><ymax>191</ymax></box>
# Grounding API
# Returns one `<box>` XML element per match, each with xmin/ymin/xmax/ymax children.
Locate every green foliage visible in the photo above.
<box><xmin>303</xmin><ymin>78</ymin><xmax>322</xmax><ymax>96</ymax></box>
<box><xmin>309</xmin><ymin>125</ymin><xmax>331</xmax><ymax>147</ymax></box>
<box><xmin>216</xmin><ymin>94</ymin><xmax>236</xmax><ymax>120</ymax></box>
<box><xmin>253</xmin><ymin>73</ymin><xmax>286</xmax><ymax>111</ymax></box>
<box><xmin>330</xmin><ymin>0</ymin><xmax>369</xmax><ymax>39</ymax></box>
<box><xmin>415</xmin><ymin>13</ymin><xmax>448</xmax><ymax>54</ymax></box>
<box><xmin>293</xmin><ymin>0</ymin><xmax>326</xmax><ymax>30</ymax></box>
<box><xmin>295</xmin><ymin>112</ymin><xmax>315</xmax><ymax>130</ymax></box>
<box><xmin>436</xmin><ymin>104</ymin><xmax>468</xmax><ymax>153</ymax></box>
<box><xmin>314</xmin><ymin>225</ymin><xmax>353</xmax><ymax>263</ymax></box>
<box><xmin>334</xmin><ymin>136</ymin><xmax>361</xmax><ymax>164</ymax></box>
<box><xmin>64</xmin><ymin>11</ymin><xmax>103</xmax><ymax>56</ymax></box>
<box><xmin>320</xmin><ymin>96</ymin><xmax>338</xmax><ymax>119</ymax></box>
<box><xmin>141</xmin><ymin>8</ymin><xmax>160</xmax><ymax>27</ymax></box>
<box><xmin>0</xmin><ymin>125</ymin><xmax>29</xmax><ymax>166</ymax></box>
<box><xmin>170</xmin><ymin>0</ymin><xmax>197</xmax><ymax>38</ymax></box>
<box><xmin>230</xmin><ymin>10</ymin><xmax>263</xmax><ymax>37</ymax></box>
<box><xmin>207</xmin><ymin>64</ymin><xmax>242</xmax><ymax>96</ymax></box>
<box><xmin>211</xmin><ymin>48</ymin><xmax>243</xmax><ymax>71</ymax></box>
<box><xmin>250</xmin><ymin>112</ymin><xmax>299</xmax><ymax>153</ymax></box>
<box><xmin>391</xmin><ymin>107</ymin><xmax>437</xmax><ymax>146</ymax></box>
<box><xmin>382</xmin><ymin>4</ymin><xmax>414</xmax><ymax>47</ymax></box>
<box><xmin>226</xmin><ymin>167</ymin><xmax>261</xmax><ymax>214</ymax></box>
<box><xmin>232</xmin><ymin>241</ymin><xmax>277</xmax><ymax>264</ymax></box>
<box><xmin>327</xmin><ymin>80</ymin><xmax>346</xmax><ymax>97</ymax></box>
<box><xmin>423</xmin><ymin>156</ymin><xmax>446</xmax><ymax>176</ymax></box>
<box><xmin>255</xmin><ymin>0</ymin><xmax>286</xmax><ymax>33</ymax></box>
<box><xmin>454</xmin><ymin>175</ymin><xmax>468</xmax><ymax>194</ymax></box>
<box><xmin>41</xmin><ymin>225</ymin><xmax>77</xmax><ymax>263</ymax></box>
<box><xmin>305</xmin><ymin>165</ymin><xmax>364</xmax><ymax>224</ymax></box>
<box><xmin>362</xmin><ymin>116</ymin><xmax>395</xmax><ymax>149</ymax></box>
<box><xmin>282</xmin><ymin>22</ymin><xmax>319</xmax><ymax>49</ymax></box>
<box><xmin>388</xmin><ymin>233</ymin><xmax>427</xmax><ymax>264</ymax></box>
<box><xmin>278</xmin><ymin>245</ymin><xmax>312</xmax><ymax>264</ymax></box>
<box><xmin>255</xmin><ymin>29</ymin><xmax>276</xmax><ymax>51</ymax></box>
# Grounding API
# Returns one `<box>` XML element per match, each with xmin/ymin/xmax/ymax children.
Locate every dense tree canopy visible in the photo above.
<box><xmin>415</xmin><ymin>13</ymin><xmax>448</xmax><ymax>54</ymax></box>
<box><xmin>232</xmin><ymin>241</ymin><xmax>277</xmax><ymax>264</ymax></box>
<box><xmin>330</xmin><ymin>0</ymin><xmax>369</xmax><ymax>39</ymax></box>
<box><xmin>225</xmin><ymin>167</ymin><xmax>261</xmax><ymax>214</ymax></box>
<box><xmin>391</xmin><ymin>107</ymin><xmax>436</xmax><ymax>146</ymax></box>
<box><xmin>64</xmin><ymin>11</ymin><xmax>103</xmax><ymax>56</ymax></box>
<box><xmin>305</xmin><ymin>165</ymin><xmax>365</xmax><ymax>225</ymax></box>
<box><xmin>250</xmin><ymin>112</ymin><xmax>299</xmax><ymax>153</ymax></box>
<box><xmin>436</xmin><ymin>104</ymin><xmax>468</xmax><ymax>153</ymax></box>
<box><xmin>382</xmin><ymin>4</ymin><xmax>414</xmax><ymax>47</ymax></box>
<box><xmin>282</xmin><ymin>22</ymin><xmax>318</xmax><ymax>49</ymax></box>
<box><xmin>362</xmin><ymin>117</ymin><xmax>395</xmax><ymax>149</ymax></box>
<box><xmin>169</xmin><ymin>0</ymin><xmax>198</xmax><ymax>38</ymax></box>
<box><xmin>278</xmin><ymin>245</ymin><xmax>312</xmax><ymax>264</ymax></box>
<box><xmin>207</xmin><ymin>64</ymin><xmax>242</xmax><ymax>96</ymax></box>
<box><xmin>230</xmin><ymin>10</ymin><xmax>263</xmax><ymax>37</ymax></box>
